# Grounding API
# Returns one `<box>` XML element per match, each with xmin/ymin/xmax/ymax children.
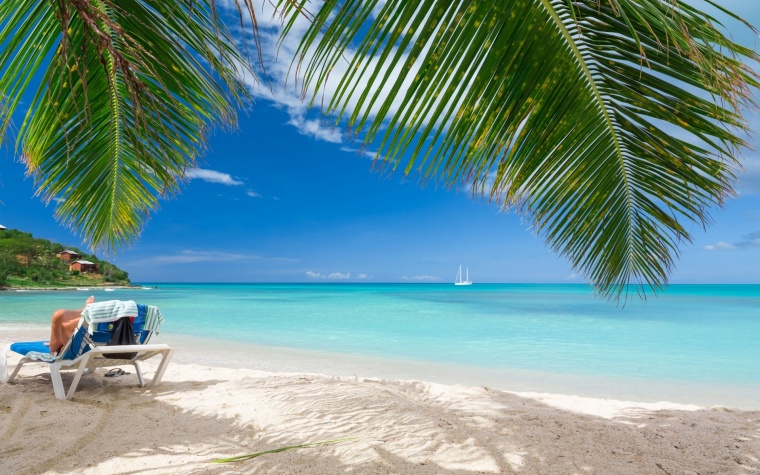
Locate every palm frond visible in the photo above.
<box><xmin>276</xmin><ymin>0</ymin><xmax>759</xmax><ymax>299</ymax></box>
<box><xmin>0</xmin><ymin>0</ymin><xmax>256</xmax><ymax>250</ymax></box>
<box><xmin>212</xmin><ymin>438</ymin><xmax>354</xmax><ymax>463</ymax></box>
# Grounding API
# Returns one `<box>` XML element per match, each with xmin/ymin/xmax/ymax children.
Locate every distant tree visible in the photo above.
<box><xmin>0</xmin><ymin>250</ymin><xmax>20</xmax><ymax>285</ymax></box>
<box><xmin>101</xmin><ymin>262</ymin><xmax>128</xmax><ymax>283</ymax></box>
<box><xmin>0</xmin><ymin>228</ymin><xmax>129</xmax><ymax>285</ymax></box>
<box><xmin>12</xmin><ymin>241</ymin><xmax>40</xmax><ymax>267</ymax></box>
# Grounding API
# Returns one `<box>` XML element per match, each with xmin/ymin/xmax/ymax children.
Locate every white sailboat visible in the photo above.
<box><xmin>454</xmin><ymin>265</ymin><xmax>472</xmax><ymax>286</ymax></box>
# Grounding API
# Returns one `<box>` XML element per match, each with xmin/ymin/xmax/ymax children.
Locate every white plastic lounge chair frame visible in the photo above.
<box><xmin>6</xmin><ymin>343</ymin><xmax>173</xmax><ymax>400</ymax></box>
<box><xmin>5</xmin><ymin>302</ymin><xmax>173</xmax><ymax>400</ymax></box>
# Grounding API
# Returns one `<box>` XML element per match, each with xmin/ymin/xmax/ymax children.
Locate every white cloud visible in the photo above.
<box><xmin>306</xmin><ymin>271</ymin><xmax>352</xmax><ymax>279</ymax></box>
<box><xmin>400</xmin><ymin>275</ymin><xmax>441</xmax><ymax>282</ymax></box>
<box><xmin>306</xmin><ymin>271</ymin><xmax>354</xmax><ymax>280</ymax></box>
<box><xmin>356</xmin><ymin>273</ymin><xmax>370</xmax><ymax>279</ymax></box>
<box><xmin>185</xmin><ymin>168</ymin><xmax>244</xmax><ymax>186</ymax></box>
<box><xmin>246</xmin><ymin>190</ymin><xmax>262</xmax><ymax>198</ymax></box>
<box><xmin>702</xmin><ymin>241</ymin><xmax>736</xmax><ymax>251</ymax></box>
<box><xmin>340</xmin><ymin>146</ymin><xmax>379</xmax><ymax>160</ymax></box>
<box><xmin>702</xmin><ymin>232</ymin><xmax>760</xmax><ymax>250</ymax></box>
<box><xmin>287</xmin><ymin>117</ymin><xmax>343</xmax><ymax>143</ymax></box>
<box><xmin>227</xmin><ymin>1</ymin><xmax>436</xmax><ymax>151</ymax></box>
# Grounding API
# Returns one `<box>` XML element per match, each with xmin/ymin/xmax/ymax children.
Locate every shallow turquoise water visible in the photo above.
<box><xmin>2</xmin><ymin>283</ymin><xmax>759</xmax><ymax>404</ymax></box>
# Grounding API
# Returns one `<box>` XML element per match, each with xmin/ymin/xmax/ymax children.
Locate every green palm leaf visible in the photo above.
<box><xmin>277</xmin><ymin>0</ymin><xmax>759</xmax><ymax>299</ymax></box>
<box><xmin>0</xmin><ymin>0</ymin><xmax>256</xmax><ymax>250</ymax></box>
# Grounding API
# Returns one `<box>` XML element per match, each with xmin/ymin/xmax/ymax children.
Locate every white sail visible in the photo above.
<box><xmin>454</xmin><ymin>265</ymin><xmax>472</xmax><ymax>285</ymax></box>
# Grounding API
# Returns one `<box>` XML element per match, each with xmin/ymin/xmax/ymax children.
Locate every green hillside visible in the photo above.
<box><xmin>0</xmin><ymin>229</ymin><xmax>129</xmax><ymax>288</ymax></box>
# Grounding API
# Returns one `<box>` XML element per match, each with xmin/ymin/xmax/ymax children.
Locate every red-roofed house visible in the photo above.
<box><xmin>70</xmin><ymin>260</ymin><xmax>98</xmax><ymax>273</ymax></box>
<box><xmin>58</xmin><ymin>250</ymin><xmax>80</xmax><ymax>261</ymax></box>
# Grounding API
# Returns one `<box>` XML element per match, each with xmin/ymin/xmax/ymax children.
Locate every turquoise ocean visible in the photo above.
<box><xmin>2</xmin><ymin>283</ymin><xmax>759</xmax><ymax>408</ymax></box>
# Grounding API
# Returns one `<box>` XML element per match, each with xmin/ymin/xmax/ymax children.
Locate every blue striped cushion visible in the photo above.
<box><xmin>9</xmin><ymin>341</ymin><xmax>50</xmax><ymax>356</ymax></box>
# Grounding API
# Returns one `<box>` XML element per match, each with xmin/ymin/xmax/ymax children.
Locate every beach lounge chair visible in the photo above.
<box><xmin>2</xmin><ymin>300</ymin><xmax>173</xmax><ymax>400</ymax></box>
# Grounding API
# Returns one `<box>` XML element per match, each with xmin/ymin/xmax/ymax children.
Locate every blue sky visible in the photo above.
<box><xmin>0</xmin><ymin>1</ymin><xmax>758</xmax><ymax>284</ymax></box>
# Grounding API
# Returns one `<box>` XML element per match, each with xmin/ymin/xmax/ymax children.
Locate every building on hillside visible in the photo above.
<box><xmin>0</xmin><ymin>224</ymin><xmax>6</xmax><ymax>231</ymax></box>
<box><xmin>58</xmin><ymin>250</ymin><xmax>80</xmax><ymax>261</ymax></box>
<box><xmin>70</xmin><ymin>260</ymin><xmax>98</xmax><ymax>273</ymax></box>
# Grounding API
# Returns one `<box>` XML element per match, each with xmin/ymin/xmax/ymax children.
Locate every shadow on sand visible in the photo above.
<box><xmin>2</xmin><ymin>364</ymin><xmax>760</xmax><ymax>474</ymax></box>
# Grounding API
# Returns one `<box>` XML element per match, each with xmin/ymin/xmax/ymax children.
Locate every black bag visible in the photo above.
<box><xmin>104</xmin><ymin>317</ymin><xmax>138</xmax><ymax>359</ymax></box>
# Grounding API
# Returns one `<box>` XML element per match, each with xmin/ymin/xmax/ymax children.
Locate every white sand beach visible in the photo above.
<box><xmin>2</xmin><ymin>340</ymin><xmax>760</xmax><ymax>474</ymax></box>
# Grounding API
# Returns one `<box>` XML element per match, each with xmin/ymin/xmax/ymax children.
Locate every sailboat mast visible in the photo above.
<box><xmin>455</xmin><ymin>265</ymin><xmax>472</xmax><ymax>285</ymax></box>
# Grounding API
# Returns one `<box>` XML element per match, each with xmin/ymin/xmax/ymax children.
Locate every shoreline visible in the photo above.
<box><xmin>2</xmin><ymin>355</ymin><xmax>759</xmax><ymax>474</ymax></box>
<box><xmin>4</xmin><ymin>325</ymin><xmax>760</xmax><ymax>410</ymax></box>
<box><xmin>165</xmin><ymin>332</ymin><xmax>760</xmax><ymax>410</ymax></box>
<box><xmin>0</xmin><ymin>284</ymin><xmax>138</xmax><ymax>291</ymax></box>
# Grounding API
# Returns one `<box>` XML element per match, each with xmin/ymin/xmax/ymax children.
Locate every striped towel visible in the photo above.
<box><xmin>144</xmin><ymin>306</ymin><xmax>165</xmax><ymax>335</ymax></box>
<box><xmin>20</xmin><ymin>351</ymin><xmax>57</xmax><ymax>363</ymax></box>
<box><xmin>2</xmin><ymin>344</ymin><xmax>56</xmax><ymax>382</ymax></box>
<box><xmin>82</xmin><ymin>300</ymin><xmax>138</xmax><ymax>324</ymax></box>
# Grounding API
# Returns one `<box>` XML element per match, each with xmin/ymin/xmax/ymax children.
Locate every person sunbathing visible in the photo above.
<box><xmin>47</xmin><ymin>296</ymin><xmax>95</xmax><ymax>355</ymax></box>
